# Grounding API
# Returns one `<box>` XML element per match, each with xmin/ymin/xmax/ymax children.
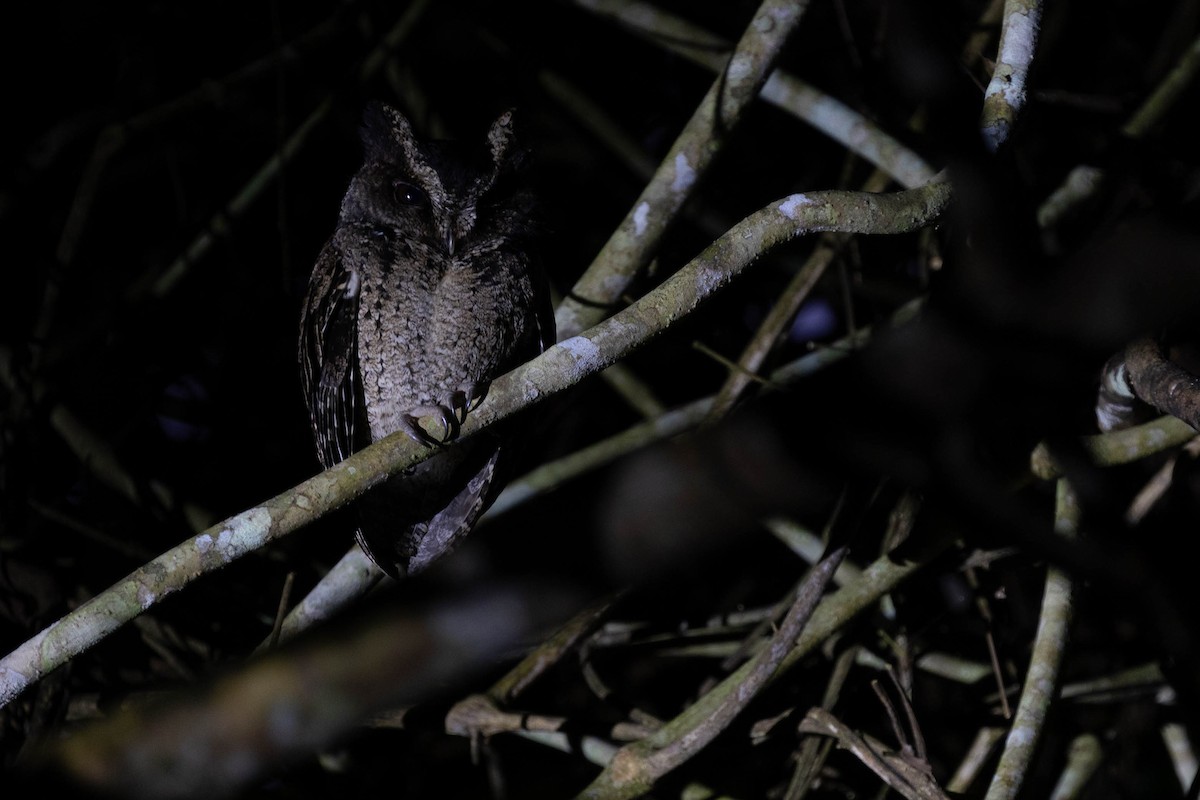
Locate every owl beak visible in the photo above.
<box><xmin>444</xmin><ymin>229</ymin><xmax>457</xmax><ymax>256</ymax></box>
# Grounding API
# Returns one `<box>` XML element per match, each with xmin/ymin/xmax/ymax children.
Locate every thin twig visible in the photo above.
<box><xmin>577</xmin><ymin>546</ymin><xmax>850</xmax><ymax>799</ymax></box>
<box><xmin>797</xmin><ymin>707</ymin><xmax>951</xmax><ymax>800</ymax></box>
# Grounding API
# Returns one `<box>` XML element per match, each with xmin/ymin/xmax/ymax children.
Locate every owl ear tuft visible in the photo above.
<box><xmin>487</xmin><ymin>109</ymin><xmax>534</xmax><ymax>179</ymax></box>
<box><xmin>360</xmin><ymin>101</ymin><xmax>415</xmax><ymax>159</ymax></box>
<box><xmin>486</xmin><ymin>109</ymin><xmax>519</xmax><ymax>166</ymax></box>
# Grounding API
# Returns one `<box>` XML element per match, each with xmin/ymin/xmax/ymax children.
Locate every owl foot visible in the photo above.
<box><xmin>401</xmin><ymin>405</ymin><xmax>460</xmax><ymax>446</ymax></box>
<box><xmin>450</xmin><ymin>383</ymin><xmax>489</xmax><ymax>423</ymax></box>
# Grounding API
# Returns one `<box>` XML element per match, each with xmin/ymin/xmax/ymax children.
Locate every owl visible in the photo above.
<box><xmin>298</xmin><ymin>101</ymin><xmax>554</xmax><ymax>579</ymax></box>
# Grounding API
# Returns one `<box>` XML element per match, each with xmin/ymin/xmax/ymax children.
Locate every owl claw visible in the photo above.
<box><xmin>459</xmin><ymin>383</ymin><xmax>489</xmax><ymax>418</ymax></box>
<box><xmin>448</xmin><ymin>389</ymin><xmax>468</xmax><ymax>424</ymax></box>
<box><xmin>401</xmin><ymin>385</ymin><xmax>486</xmax><ymax>444</ymax></box>
<box><xmin>402</xmin><ymin>405</ymin><xmax>459</xmax><ymax>446</ymax></box>
<box><xmin>443</xmin><ymin>384</ymin><xmax>487</xmax><ymax>425</ymax></box>
<box><xmin>435</xmin><ymin>406</ymin><xmax>460</xmax><ymax>441</ymax></box>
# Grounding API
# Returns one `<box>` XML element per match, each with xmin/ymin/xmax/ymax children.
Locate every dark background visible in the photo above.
<box><xmin>3</xmin><ymin>0</ymin><xmax>1200</xmax><ymax>797</ymax></box>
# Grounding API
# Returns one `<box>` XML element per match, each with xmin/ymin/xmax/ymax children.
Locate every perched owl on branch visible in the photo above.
<box><xmin>299</xmin><ymin>102</ymin><xmax>554</xmax><ymax>578</ymax></box>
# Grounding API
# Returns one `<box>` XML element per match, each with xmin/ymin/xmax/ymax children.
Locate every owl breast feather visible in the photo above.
<box><xmin>349</xmin><ymin>232</ymin><xmax>535</xmax><ymax>445</ymax></box>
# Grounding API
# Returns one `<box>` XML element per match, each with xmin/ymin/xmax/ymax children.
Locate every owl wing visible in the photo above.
<box><xmin>298</xmin><ymin>241</ymin><xmax>362</xmax><ymax>468</ymax></box>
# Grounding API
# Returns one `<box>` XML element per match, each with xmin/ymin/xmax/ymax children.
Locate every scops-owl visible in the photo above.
<box><xmin>299</xmin><ymin>101</ymin><xmax>554</xmax><ymax>579</ymax></box>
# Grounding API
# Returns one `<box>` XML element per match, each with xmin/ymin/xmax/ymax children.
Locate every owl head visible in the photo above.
<box><xmin>338</xmin><ymin>101</ymin><xmax>532</xmax><ymax>256</ymax></box>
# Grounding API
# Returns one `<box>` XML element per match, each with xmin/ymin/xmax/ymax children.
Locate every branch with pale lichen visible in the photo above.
<box><xmin>1122</xmin><ymin>32</ymin><xmax>1200</xmax><ymax>139</ymax></box>
<box><xmin>44</xmin><ymin>501</ymin><xmax>934</xmax><ymax>799</ymax></box>
<box><xmin>577</xmin><ymin>553</ymin><xmax>849</xmax><ymax>799</ymax></box>
<box><xmin>947</xmin><ymin>727</ymin><xmax>1007</xmax><ymax>793</ymax></box>
<box><xmin>577</xmin><ymin>0</ymin><xmax>936</xmax><ymax>190</ymax></box>
<box><xmin>704</xmin><ymin>234</ymin><xmax>843</xmax><ymax>424</ymax></box>
<box><xmin>1030</xmin><ymin>415</ymin><xmax>1196</xmax><ymax>480</ymax></box>
<box><xmin>983</xmin><ymin>479</ymin><xmax>1078</xmax><ymax>800</ymax></box>
<box><xmin>0</xmin><ymin>179</ymin><xmax>951</xmax><ymax>709</ymax></box>
<box><xmin>980</xmin><ymin>0</ymin><xmax>1043</xmax><ymax>151</ymax></box>
<box><xmin>1047</xmin><ymin>734</ymin><xmax>1103</xmax><ymax>799</ymax></box>
<box><xmin>1038</xmin><ymin>31</ymin><xmax>1200</xmax><ymax>231</ymax></box>
<box><xmin>268</xmin><ymin>297</ymin><xmax>925</xmax><ymax>647</ymax></box>
<box><xmin>705</xmin><ymin>169</ymin><xmax>897</xmax><ymax>424</ymax></box>
<box><xmin>576</xmin><ymin>545</ymin><xmax>938</xmax><ymax>799</ymax></box>
<box><xmin>556</xmin><ymin>0</ymin><xmax>813</xmax><ymax>340</ymax></box>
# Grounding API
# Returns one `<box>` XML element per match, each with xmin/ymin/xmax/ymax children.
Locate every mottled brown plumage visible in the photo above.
<box><xmin>299</xmin><ymin>102</ymin><xmax>553</xmax><ymax>578</ymax></box>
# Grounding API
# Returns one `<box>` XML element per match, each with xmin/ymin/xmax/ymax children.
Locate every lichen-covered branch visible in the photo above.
<box><xmin>984</xmin><ymin>479</ymin><xmax>1078</xmax><ymax>800</ymax></box>
<box><xmin>1095</xmin><ymin>349</ymin><xmax>1142</xmax><ymax>432</ymax></box>
<box><xmin>557</xmin><ymin>0</ymin><xmax>813</xmax><ymax>339</ymax></box>
<box><xmin>1</xmin><ymin>179</ymin><xmax>950</xmax><ymax>709</ymax></box>
<box><xmin>476</xmin><ymin>180</ymin><xmax>951</xmax><ymax>436</ymax></box>
<box><xmin>980</xmin><ymin>0</ymin><xmax>1043</xmax><ymax>151</ymax></box>
<box><xmin>1029</xmin><ymin>415</ymin><xmax>1196</xmax><ymax>480</ymax></box>
<box><xmin>576</xmin><ymin>547</ymin><xmax>848</xmax><ymax>799</ymax></box>
<box><xmin>578</xmin><ymin>0</ymin><xmax>936</xmax><ymax>190</ymax></box>
<box><xmin>1122</xmin><ymin>31</ymin><xmax>1200</xmax><ymax>139</ymax></box>
<box><xmin>274</xmin><ymin>296</ymin><xmax>926</xmax><ymax>646</ymax></box>
<box><xmin>0</xmin><ymin>424</ymin><xmax>418</xmax><ymax>708</ymax></box>
<box><xmin>705</xmin><ymin>168</ymin><xmax>898</xmax><ymax>424</ymax></box>
<box><xmin>254</xmin><ymin>547</ymin><xmax>383</xmax><ymax>651</ymax></box>
<box><xmin>1047</xmin><ymin>734</ymin><xmax>1102</xmax><ymax>799</ymax></box>
<box><xmin>1038</xmin><ymin>30</ymin><xmax>1200</xmax><ymax>230</ymax></box>
<box><xmin>705</xmin><ymin>236</ymin><xmax>841</xmax><ymax>423</ymax></box>
<box><xmin>572</xmin><ymin>542</ymin><xmax>941</xmax><ymax>799</ymax></box>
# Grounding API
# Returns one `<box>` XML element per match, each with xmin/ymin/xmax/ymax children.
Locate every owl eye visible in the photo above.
<box><xmin>392</xmin><ymin>180</ymin><xmax>428</xmax><ymax>207</ymax></box>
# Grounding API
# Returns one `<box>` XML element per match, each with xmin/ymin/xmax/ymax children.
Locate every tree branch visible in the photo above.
<box><xmin>984</xmin><ymin>479</ymin><xmax>1078</xmax><ymax>800</ymax></box>
<box><xmin>557</xmin><ymin>0</ymin><xmax>814</xmax><ymax>339</ymax></box>
<box><xmin>980</xmin><ymin>0</ymin><xmax>1043</xmax><ymax>151</ymax></box>
<box><xmin>1</xmin><ymin>178</ymin><xmax>950</xmax><ymax>709</ymax></box>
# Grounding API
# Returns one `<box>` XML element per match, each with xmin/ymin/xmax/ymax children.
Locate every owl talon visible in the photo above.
<box><xmin>448</xmin><ymin>388</ymin><xmax>471</xmax><ymax>424</ymax></box>
<box><xmin>434</xmin><ymin>406</ymin><xmax>459</xmax><ymax>442</ymax></box>
<box><xmin>402</xmin><ymin>405</ymin><xmax>460</xmax><ymax>446</ymax></box>
<box><xmin>455</xmin><ymin>383</ymin><xmax>488</xmax><ymax>419</ymax></box>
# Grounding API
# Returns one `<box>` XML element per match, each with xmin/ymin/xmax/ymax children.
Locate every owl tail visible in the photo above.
<box><xmin>354</xmin><ymin>449</ymin><xmax>501</xmax><ymax>579</ymax></box>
